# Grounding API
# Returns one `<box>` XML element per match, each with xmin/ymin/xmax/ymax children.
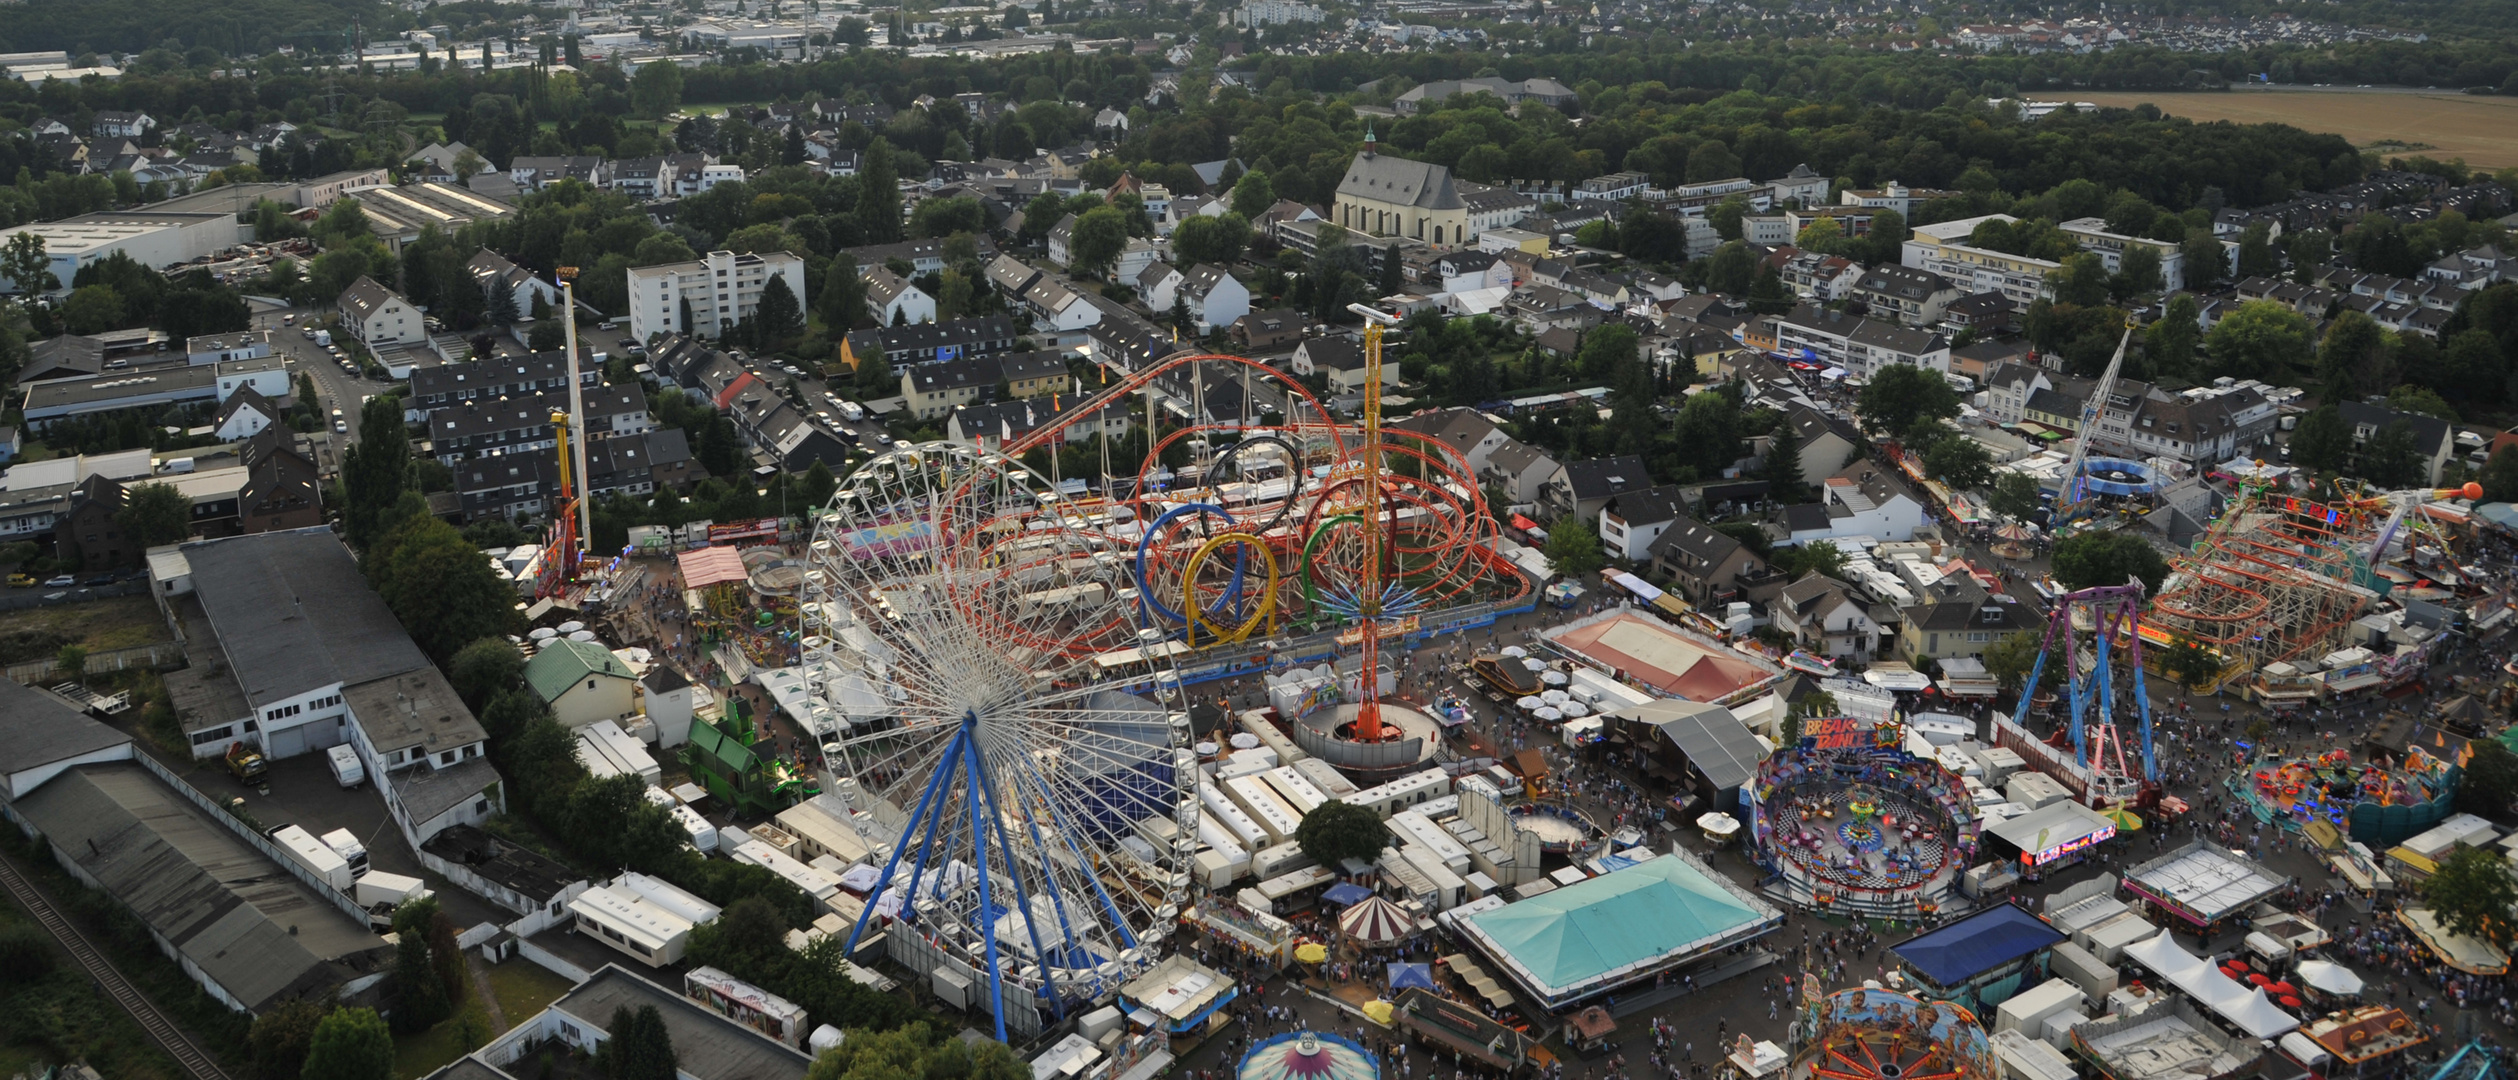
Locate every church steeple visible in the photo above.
<box><xmin>1362</xmin><ymin>123</ymin><xmax>1377</xmax><ymax>159</ymax></box>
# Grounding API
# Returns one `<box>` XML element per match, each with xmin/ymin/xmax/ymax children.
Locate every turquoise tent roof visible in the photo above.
<box><xmin>1462</xmin><ymin>855</ymin><xmax>1774</xmax><ymax>1001</ymax></box>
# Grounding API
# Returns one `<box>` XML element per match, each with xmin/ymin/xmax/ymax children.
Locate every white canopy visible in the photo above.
<box><xmin>2122</xmin><ymin>933</ymin><xmax>2299</xmax><ymax>1038</ymax></box>
<box><xmin>2295</xmin><ymin>959</ymin><xmax>2365</xmax><ymax>995</ymax></box>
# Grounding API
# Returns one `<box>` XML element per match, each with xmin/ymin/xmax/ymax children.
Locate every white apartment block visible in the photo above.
<box><xmin>1235</xmin><ymin>0</ymin><xmax>1327</xmax><ymax>24</ymax></box>
<box><xmin>1902</xmin><ymin>215</ymin><xmax>2060</xmax><ymax>311</ymax></box>
<box><xmin>626</xmin><ymin>250</ymin><xmax>809</xmax><ymax>343</ymax></box>
<box><xmin>2057</xmin><ymin>217</ymin><xmax>2189</xmax><ymax>293</ymax></box>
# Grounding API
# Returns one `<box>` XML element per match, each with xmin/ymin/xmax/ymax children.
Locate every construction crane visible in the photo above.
<box><xmin>2050</xmin><ymin>326</ymin><xmax>2133</xmax><ymax>527</ymax></box>
<box><xmin>538</xmin><ymin>407</ymin><xmax>582</xmax><ymax>599</ymax></box>
<box><xmin>535</xmin><ymin>266</ymin><xmax>595</xmax><ymax>599</ymax></box>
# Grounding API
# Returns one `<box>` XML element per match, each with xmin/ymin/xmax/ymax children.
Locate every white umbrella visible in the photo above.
<box><xmin>1697</xmin><ymin>812</ymin><xmax>1741</xmax><ymax>836</ymax></box>
<box><xmin>1540</xmin><ymin>689</ymin><xmax>1570</xmax><ymax>705</ymax></box>
<box><xmin>567</xmin><ymin>630</ymin><xmax>598</xmax><ymax>642</ymax></box>
<box><xmin>2296</xmin><ymin>960</ymin><xmax>2365</xmax><ymax>995</ymax></box>
<box><xmin>1515</xmin><ymin>696</ymin><xmax>1544</xmax><ymax>711</ymax></box>
<box><xmin>557</xmin><ymin>621</ymin><xmax>586</xmax><ymax>633</ymax></box>
<box><xmin>1522</xmin><ymin>657</ymin><xmax>1548</xmax><ymax>672</ymax></box>
<box><xmin>1500</xmin><ymin>646</ymin><xmax>1527</xmax><ymax>658</ymax></box>
<box><xmin>529</xmin><ymin>627</ymin><xmax>558</xmax><ymax>640</ymax></box>
<box><xmin>1194</xmin><ymin>742</ymin><xmax>1220</xmax><ymax>756</ymax></box>
<box><xmin>1535</xmin><ymin>707</ymin><xmax>1563</xmax><ymax>722</ymax></box>
<box><xmin>1540</xmin><ymin>670</ymin><xmax>1568</xmax><ymax>686</ymax></box>
<box><xmin>1560</xmin><ymin>701</ymin><xmax>1588</xmax><ymax>718</ymax></box>
<box><xmin>1230</xmin><ymin>733</ymin><xmax>1261</xmax><ymax>750</ymax></box>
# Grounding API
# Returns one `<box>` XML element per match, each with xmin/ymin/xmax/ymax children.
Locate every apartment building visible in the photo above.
<box><xmin>625</xmin><ymin>250</ymin><xmax>809</xmax><ymax>342</ymax></box>
<box><xmin>1902</xmin><ymin>215</ymin><xmax>2063</xmax><ymax>311</ymax></box>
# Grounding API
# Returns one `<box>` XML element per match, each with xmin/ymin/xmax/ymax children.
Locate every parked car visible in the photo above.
<box><xmin>6</xmin><ymin>573</ymin><xmax>33</xmax><ymax>588</ymax></box>
<box><xmin>43</xmin><ymin>575</ymin><xmax>74</xmax><ymax>587</ymax></box>
<box><xmin>83</xmin><ymin>573</ymin><xmax>114</xmax><ymax>586</ymax></box>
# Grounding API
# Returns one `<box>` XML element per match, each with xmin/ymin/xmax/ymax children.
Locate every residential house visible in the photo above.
<box><xmin>1539</xmin><ymin>454</ymin><xmax>1655</xmax><ymax>524</ymax></box>
<box><xmin>1648</xmin><ymin>516</ymin><xmax>1783</xmax><ymax>608</ymax></box>
<box><xmin>1137</xmin><ymin>262</ymin><xmax>1186</xmax><ymax>313</ymax></box>
<box><xmin>1900</xmin><ymin>596</ymin><xmax>2031</xmax><ymax>662</ymax></box>
<box><xmin>1291</xmin><ymin>336</ymin><xmax>1399</xmax><ymax>396</ymax></box>
<box><xmin>54</xmin><ymin>475</ymin><xmax>133</xmax><ymax>569</ymax></box>
<box><xmin>862</xmin><ymin>266</ymin><xmax>937</xmax><ymax>325</ymax></box>
<box><xmin>838</xmin><ymin>315</ymin><xmax>1019</xmax><ymax>371</ymax></box>
<box><xmin>1770</xmin><ymin>573</ymin><xmax>1885</xmax><ymax>658</ymax></box>
<box><xmin>1816</xmin><ymin>461</ymin><xmax>1928</xmax><ymax>543</ymax></box>
<box><xmin>212</xmin><ymin>385</ymin><xmax>280</xmax><ymax>442</ymax></box>
<box><xmin>235</xmin><ymin>429</ymin><xmax>323</xmax><ymax>534</ymax></box>
<box><xmin>508</xmin><ymin>156</ymin><xmax>610</xmax><ymax>190</ymax></box>
<box><xmin>1176</xmin><ymin>264</ymin><xmax>1251</xmax><ymax>333</ymax></box>
<box><xmin>1021</xmin><ymin>277</ymin><xmax>1105</xmax><ymax>348</ymax></box>
<box><xmin>900</xmin><ymin>350</ymin><xmax>1068</xmax><ymax>419</ymax></box>
<box><xmin>1481</xmin><ymin>439</ymin><xmax>1561</xmax><ymax>508</ymax></box>
<box><xmin>1850</xmin><ymin>265</ymin><xmax>1963</xmax><ymax>327</ymax></box>
<box><xmin>467</xmin><ymin>249</ymin><xmax>564</xmax><ymax>318</ymax></box>
<box><xmin>1232</xmin><ymin>309</ymin><xmax>1306</xmax><ymax>350</ymax></box>
<box><xmin>337</xmin><ymin>277</ymin><xmax>424</xmax><ymax>346</ymax></box>
<box><xmin>1774</xmin><ymin>304</ymin><xmax>1951</xmax><ymax>378</ymax></box>
<box><xmin>1779</xmin><ymin>405</ymin><xmax>1865</xmax><ymax>485</ymax></box>
<box><xmin>1599</xmin><ymin>484</ymin><xmax>1690</xmax><ymax>562</ymax></box>
<box><xmin>2339</xmin><ymin>401</ymin><xmax>2459</xmax><ymax>484</ymax></box>
<box><xmin>1390</xmin><ymin>407</ymin><xmax>1509</xmax><ymax>474</ymax></box>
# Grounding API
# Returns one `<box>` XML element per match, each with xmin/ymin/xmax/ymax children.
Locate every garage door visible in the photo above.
<box><xmin>266</xmin><ymin>723</ymin><xmax>307</xmax><ymax>760</ymax></box>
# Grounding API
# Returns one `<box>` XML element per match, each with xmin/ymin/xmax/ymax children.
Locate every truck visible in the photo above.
<box><xmin>312</xmin><ymin>329</ymin><xmax>332</xmax><ymax>347</ymax></box>
<box><xmin>836</xmin><ymin>400</ymin><xmax>864</xmax><ymax>421</ymax></box>
<box><xmin>318</xmin><ymin>827</ymin><xmax>370</xmax><ymax>878</ymax></box>
<box><xmin>269</xmin><ymin>825</ymin><xmax>355</xmax><ymax>892</ymax></box>
<box><xmin>326</xmin><ymin>744</ymin><xmax>365</xmax><ymax>789</ymax></box>
<box><xmin>225</xmin><ymin>742</ymin><xmax>268</xmax><ymax>785</ymax></box>
<box><xmin>354</xmin><ymin>872</ymin><xmax>430</xmax><ymax>932</ymax></box>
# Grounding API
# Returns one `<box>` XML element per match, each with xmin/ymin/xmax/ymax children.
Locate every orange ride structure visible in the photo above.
<box><xmin>2145</xmin><ymin>481</ymin><xmax>2480</xmax><ymax>696</ymax></box>
<box><xmin>1791</xmin><ymin>987</ymin><xmax>1997</xmax><ymax>1080</ymax></box>
<box><xmin>801</xmin><ymin>325</ymin><xmax>1526</xmax><ymax>1039</ymax></box>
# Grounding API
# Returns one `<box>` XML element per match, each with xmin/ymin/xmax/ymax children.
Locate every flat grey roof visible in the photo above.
<box><xmin>343</xmin><ymin>667</ymin><xmax>487</xmax><ymax>759</ymax></box>
<box><xmin>554</xmin><ymin>965</ymin><xmax>814</xmax><ymax>1080</ymax></box>
<box><xmin>393</xmin><ymin>755</ymin><xmax>501</xmax><ymax>826</ymax></box>
<box><xmin>12</xmin><ymin>763</ymin><xmax>389</xmax><ymax>1013</ymax></box>
<box><xmin>180</xmin><ymin>528</ymin><xmax>430</xmax><ymax>708</ymax></box>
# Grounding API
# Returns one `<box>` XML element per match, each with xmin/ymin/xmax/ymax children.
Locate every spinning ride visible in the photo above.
<box><xmin>1792</xmin><ymin>988</ymin><xmax>1997</xmax><ymax>1080</ymax></box>
<box><xmin>1745</xmin><ymin>735</ymin><xmax>1978</xmax><ymax>916</ymax></box>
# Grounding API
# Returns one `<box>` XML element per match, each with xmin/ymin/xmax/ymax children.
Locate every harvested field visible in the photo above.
<box><xmin>2072</xmin><ymin>89</ymin><xmax>2518</xmax><ymax>169</ymax></box>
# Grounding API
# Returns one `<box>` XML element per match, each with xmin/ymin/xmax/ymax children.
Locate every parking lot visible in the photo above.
<box><xmin>249</xmin><ymin>302</ymin><xmax>396</xmax><ymax>443</ymax></box>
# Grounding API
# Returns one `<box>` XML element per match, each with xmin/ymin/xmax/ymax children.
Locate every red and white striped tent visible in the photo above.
<box><xmin>1338</xmin><ymin>896</ymin><xmax>1415</xmax><ymax>946</ymax></box>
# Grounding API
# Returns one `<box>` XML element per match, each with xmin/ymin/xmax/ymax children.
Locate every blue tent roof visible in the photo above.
<box><xmin>1325</xmin><ymin>882</ymin><xmax>1375</xmax><ymax>907</ymax></box>
<box><xmin>1389</xmin><ymin>962</ymin><xmax>1435</xmax><ymax>991</ymax></box>
<box><xmin>1890</xmin><ymin>904</ymin><xmax>2066</xmax><ymax>987</ymax></box>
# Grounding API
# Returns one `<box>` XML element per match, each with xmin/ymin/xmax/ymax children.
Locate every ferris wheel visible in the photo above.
<box><xmin>801</xmin><ymin>443</ymin><xmax>1193</xmax><ymax>1041</ymax></box>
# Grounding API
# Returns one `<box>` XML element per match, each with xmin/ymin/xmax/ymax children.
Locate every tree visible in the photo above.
<box><xmin>1230</xmin><ymin>169</ymin><xmax>1275</xmax><ymax>219</ymax></box>
<box><xmin>855</xmin><ymin>138</ymin><xmax>903</xmax><ymax>245</ymax></box>
<box><xmin>2179</xmin><ymin>228</ymin><xmax>2227</xmax><ymax>292</ymax></box>
<box><xmin>2421</xmin><ymin>847</ymin><xmax>2518</xmax><ymax>949</ymax></box>
<box><xmin>56</xmin><ymin>644</ymin><xmax>87</xmax><ymax>680</ymax></box>
<box><xmin>2315</xmin><ymin>310</ymin><xmax>2392</xmax><ymax>399</ymax></box>
<box><xmin>2458</xmin><ymin>739</ymin><xmax>2518</xmax><ymax>823</ymax></box>
<box><xmin>2111</xmin><ymin>245</ymin><xmax>2165</xmax><ymax>300</ymax></box>
<box><xmin>1068</xmin><ymin>206</ymin><xmax>1130</xmax><ymax>277</ymax></box>
<box><xmin>566</xmin><ymin>773</ymin><xmax>690</xmax><ymax>873</ymax></box>
<box><xmin>1172</xmin><ymin>213</ymin><xmax>1250</xmax><ymax>267</ymax></box>
<box><xmin>2</xmin><ymin>232</ymin><xmax>55</xmax><ymax>294</ymax></box>
<box><xmin>302</xmin><ymin>1008</ymin><xmax>392</xmax><ymax>1080</ymax></box>
<box><xmin>630</xmin><ymin>60</ymin><xmax>684</xmax><ymax>119</ymax></box>
<box><xmin>2203</xmin><ymin>300</ymin><xmax>2311</xmax><ymax>380</ymax></box>
<box><xmin>390</xmin><ymin>917</ymin><xmax>450</xmax><ymax>1033</ymax></box>
<box><xmin>117</xmin><ymin>480</ymin><xmax>193</xmax><ymax>547</ymax></box>
<box><xmin>2386</xmin><ymin>384</ymin><xmax>2457</xmax><ymax>421</ymax></box>
<box><xmin>1745</xmin><ymin>266</ymin><xmax>1790</xmax><ymax>314</ymax></box>
<box><xmin>596</xmin><ymin>1006</ymin><xmax>678</xmax><ymax>1080</ymax></box>
<box><xmin>2051</xmin><ymin>252</ymin><xmax>2110</xmax><ymax>308</ymax></box>
<box><xmin>1544</xmin><ymin>515</ymin><xmax>1606</xmax><ymax>577</ymax></box>
<box><xmin>249</xmin><ymin>997</ymin><xmax>332</xmax><ymax>1080</ymax></box>
<box><xmin>1765</xmin><ymin>421</ymin><xmax>1804</xmax><ymax>502</ymax></box>
<box><xmin>2354</xmin><ymin>421</ymin><xmax>2425</xmax><ymax>488</ymax></box>
<box><xmin>1855</xmin><ymin>364</ymin><xmax>1960</xmax><ymax>439</ymax></box>
<box><xmin>1575</xmin><ymin>324</ymin><xmax>1640</xmax><ymax>381</ymax></box>
<box><xmin>2146</xmin><ymin>296</ymin><xmax>2201</xmax><ymax>377</ymax></box>
<box><xmin>2050</xmin><ymin>530</ymin><xmax>2168</xmax><ymax>594</ymax></box>
<box><xmin>1981</xmin><ymin>631</ymin><xmax>2042</xmax><ymax>696</ymax></box>
<box><xmin>2159</xmin><ymin>638</ymin><xmax>2222</xmax><ymax>686</ymax></box>
<box><xmin>1921</xmin><ymin>433</ymin><xmax>1994</xmax><ymax>491</ymax></box>
<box><xmin>485</xmin><ymin>278</ymin><xmax>520</xmax><ymax>326</ymax></box>
<box><xmin>61</xmin><ymin>284</ymin><xmax>125</xmax><ymax>334</ymax></box>
<box><xmin>372</xmin><ymin>516</ymin><xmax>525</xmax><ymax>661</ymax></box>
<box><xmin>753</xmin><ymin>274</ymin><xmax>803</xmax><ymax>345</ymax></box>
<box><xmin>1294</xmin><ymin>800</ymin><xmax>1388</xmax><ymax>866</ymax></box>
<box><xmin>2481</xmin><ymin>445</ymin><xmax>2518</xmax><ymax>503</ymax></box>
<box><xmin>1770</xmin><ymin>541</ymin><xmax>1848</xmax><ymax>581</ymax></box>
<box><xmin>820</xmin><ymin>254</ymin><xmax>867</xmax><ymax>332</ymax></box>
<box><xmin>2288</xmin><ymin>405</ymin><xmax>2352</xmax><ymax>473</ymax></box>
<box><xmin>1989</xmin><ymin>472</ymin><xmax>2044</xmax><ymax>524</ymax></box>
<box><xmin>448</xmin><ymin>637</ymin><xmax>527</xmax><ymax>711</ymax></box>
<box><xmin>340</xmin><ymin>396</ymin><xmax>412</xmax><ymax>551</ymax></box>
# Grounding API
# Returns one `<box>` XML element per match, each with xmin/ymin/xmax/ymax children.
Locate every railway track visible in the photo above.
<box><xmin>0</xmin><ymin>853</ymin><xmax>234</xmax><ymax>1080</ymax></box>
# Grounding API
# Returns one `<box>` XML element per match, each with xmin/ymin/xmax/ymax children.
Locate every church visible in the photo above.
<box><xmin>1332</xmin><ymin>130</ymin><xmax>1471</xmax><ymax>248</ymax></box>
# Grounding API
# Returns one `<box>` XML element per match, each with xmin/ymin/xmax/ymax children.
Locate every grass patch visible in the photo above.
<box><xmin>0</xmin><ymin>594</ymin><xmax>172</xmax><ymax>663</ymax></box>
<box><xmin>0</xmin><ymin>891</ymin><xmax>187</xmax><ymax>1080</ymax></box>
<box><xmin>393</xmin><ymin>1002</ymin><xmax>493</xmax><ymax>1080</ymax></box>
<box><xmin>486</xmin><ymin>960</ymin><xmax>575</xmax><ymax>1028</ymax></box>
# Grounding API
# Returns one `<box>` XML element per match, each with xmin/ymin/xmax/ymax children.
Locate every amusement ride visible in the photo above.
<box><xmin>796</xmin><ymin>307</ymin><xmax>1529</xmax><ymax>1038</ymax></box>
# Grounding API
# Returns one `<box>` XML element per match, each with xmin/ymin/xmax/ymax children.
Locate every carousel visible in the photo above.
<box><xmin>1745</xmin><ymin>728</ymin><xmax>1978</xmax><ymax>915</ymax></box>
<box><xmin>1240</xmin><ymin>1033</ymin><xmax>1380</xmax><ymax>1080</ymax></box>
<box><xmin>1791</xmin><ymin>988</ymin><xmax>1996</xmax><ymax>1080</ymax></box>
<box><xmin>2228</xmin><ymin>745</ymin><xmax>2458</xmax><ymax>835</ymax></box>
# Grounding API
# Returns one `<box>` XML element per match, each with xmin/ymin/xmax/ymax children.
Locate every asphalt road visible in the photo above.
<box><xmin>249</xmin><ymin>302</ymin><xmax>396</xmax><ymax>446</ymax></box>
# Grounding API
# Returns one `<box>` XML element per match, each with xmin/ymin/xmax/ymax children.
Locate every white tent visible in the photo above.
<box><xmin>2122</xmin><ymin>934</ymin><xmax>2299</xmax><ymax>1038</ymax></box>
